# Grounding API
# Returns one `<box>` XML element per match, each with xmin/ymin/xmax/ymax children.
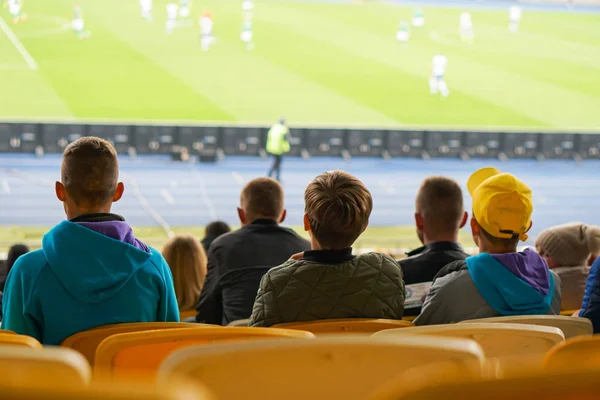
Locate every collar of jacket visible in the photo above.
<box><xmin>249</xmin><ymin>219</ymin><xmax>279</xmax><ymax>226</ymax></box>
<box><xmin>69</xmin><ymin>213</ymin><xmax>125</xmax><ymax>223</ymax></box>
<box><xmin>405</xmin><ymin>241</ymin><xmax>464</xmax><ymax>256</ymax></box>
<box><xmin>303</xmin><ymin>248</ymin><xmax>355</xmax><ymax>264</ymax></box>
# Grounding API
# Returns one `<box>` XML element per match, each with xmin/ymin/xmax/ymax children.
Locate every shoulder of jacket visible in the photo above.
<box><xmin>264</xmin><ymin>259</ymin><xmax>301</xmax><ymax>280</ymax></box>
<box><xmin>356</xmin><ymin>252</ymin><xmax>401</xmax><ymax>267</ymax></box>
<box><xmin>12</xmin><ymin>249</ymin><xmax>48</xmax><ymax>278</ymax></box>
<box><xmin>146</xmin><ymin>247</ymin><xmax>171</xmax><ymax>273</ymax></box>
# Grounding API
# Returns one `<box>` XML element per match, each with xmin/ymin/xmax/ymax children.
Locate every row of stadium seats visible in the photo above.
<box><xmin>0</xmin><ymin>317</ymin><xmax>599</xmax><ymax>399</ymax></box>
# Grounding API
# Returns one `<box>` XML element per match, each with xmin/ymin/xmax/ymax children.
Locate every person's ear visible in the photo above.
<box><xmin>459</xmin><ymin>211</ymin><xmax>468</xmax><ymax>229</ymax></box>
<box><xmin>415</xmin><ymin>212</ymin><xmax>424</xmax><ymax>231</ymax></box>
<box><xmin>303</xmin><ymin>213</ymin><xmax>311</xmax><ymax>232</ymax></box>
<box><xmin>361</xmin><ymin>221</ymin><xmax>369</xmax><ymax>234</ymax></box>
<box><xmin>112</xmin><ymin>182</ymin><xmax>124</xmax><ymax>202</ymax></box>
<box><xmin>545</xmin><ymin>256</ymin><xmax>558</xmax><ymax>270</ymax></box>
<box><xmin>279</xmin><ymin>209</ymin><xmax>287</xmax><ymax>224</ymax></box>
<box><xmin>470</xmin><ymin>218</ymin><xmax>480</xmax><ymax>247</ymax></box>
<box><xmin>237</xmin><ymin>207</ymin><xmax>247</xmax><ymax>226</ymax></box>
<box><xmin>55</xmin><ymin>182</ymin><xmax>66</xmax><ymax>202</ymax></box>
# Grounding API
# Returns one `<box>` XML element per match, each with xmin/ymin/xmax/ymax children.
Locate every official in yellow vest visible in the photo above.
<box><xmin>266</xmin><ymin>118</ymin><xmax>290</xmax><ymax>182</ymax></box>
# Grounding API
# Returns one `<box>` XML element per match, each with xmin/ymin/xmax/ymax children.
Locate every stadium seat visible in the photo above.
<box><xmin>370</xmin><ymin>365</ymin><xmax>600</xmax><ymax>400</ymax></box>
<box><xmin>0</xmin><ymin>378</ymin><xmax>214</xmax><ymax>400</ymax></box>
<box><xmin>0</xmin><ymin>345</ymin><xmax>91</xmax><ymax>386</ymax></box>
<box><xmin>272</xmin><ymin>318</ymin><xmax>414</xmax><ymax>334</ymax></box>
<box><xmin>373</xmin><ymin>323</ymin><xmax>564</xmax><ymax>359</ymax></box>
<box><xmin>157</xmin><ymin>335</ymin><xmax>485</xmax><ymax>400</ymax></box>
<box><xmin>61</xmin><ymin>322</ymin><xmax>203</xmax><ymax>365</ymax></box>
<box><xmin>459</xmin><ymin>315</ymin><xmax>592</xmax><ymax>339</ymax></box>
<box><xmin>0</xmin><ymin>332</ymin><xmax>42</xmax><ymax>348</ymax></box>
<box><xmin>544</xmin><ymin>335</ymin><xmax>600</xmax><ymax>369</ymax></box>
<box><xmin>560</xmin><ymin>309</ymin><xmax>579</xmax><ymax>316</ymax></box>
<box><xmin>179</xmin><ymin>310</ymin><xmax>196</xmax><ymax>320</ymax></box>
<box><xmin>95</xmin><ymin>326</ymin><xmax>315</xmax><ymax>379</ymax></box>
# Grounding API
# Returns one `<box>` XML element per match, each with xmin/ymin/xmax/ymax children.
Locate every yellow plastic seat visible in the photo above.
<box><xmin>560</xmin><ymin>309</ymin><xmax>578</xmax><ymax>316</ymax></box>
<box><xmin>158</xmin><ymin>335</ymin><xmax>485</xmax><ymax>400</ymax></box>
<box><xmin>179</xmin><ymin>310</ymin><xmax>196</xmax><ymax>320</ymax></box>
<box><xmin>374</xmin><ymin>323</ymin><xmax>564</xmax><ymax>359</ymax></box>
<box><xmin>0</xmin><ymin>332</ymin><xmax>42</xmax><ymax>348</ymax></box>
<box><xmin>61</xmin><ymin>322</ymin><xmax>203</xmax><ymax>365</ymax></box>
<box><xmin>95</xmin><ymin>326</ymin><xmax>315</xmax><ymax>379</ymax></box>
<box><xmin>0</xmin><ymin>345</ymin><xmax>91</xmax><ymax>386</ymax></box>
<box><xmin>272</xmin><ymin>318</ymin><xmax>414</xmax><ymax>334</ymax></box>
<box><xmin>544</xmin><ymin>335</ymin><xmax>600</xmax><ymax>369</ymax></box>
<box><xmin>460</xmin><ymin>315</ymin><xmax>592</xmax><ymax>339</ymax></box>
<box><xmin>371</xmin><ymin>365</ymin><xmax>600</xmax><ymax>400</ymax></box>
<box><xmin>0</xmin><ymin>378</ymin><xmax>214</xmax><ymax>400</ymax></box>
<box><xmin>0</xmin><ymin>330</ymin><xmax>15</xmax><ymax>334</ymax></box>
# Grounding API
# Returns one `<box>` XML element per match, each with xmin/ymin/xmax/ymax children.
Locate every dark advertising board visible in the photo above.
<box><xmin>222</xmin><ymin>127</ymin><xmax>263</xmax><ymax>155</ymax></box>
<box><xmin>348</xmin><ymin>129</ymin><xmax>385</xmax><ymax>157</ymax></box>
<box><xmin>285</xmin><ymin>127</ymin><xmax>305</xmax><ymax>157</ymax></box>
<box><xmin>0</xmin><ymin>123</ymin><xmax>38</xmax><ymax>153</ymax></box>
<box><xmin>463</xmin><ymin>131</ymin><xmax>502</xmax><ymax>159</ymax></box>
<box><xmin>426</xmin><ymin>131</ymin><xmax>463</xmax><ymax>158</ymax></box>
<box><xmin>578</xmin><ymin>134</ymin><xmax>600</xmax><ymax>159</ymax></box>
<box><xmin>132</xmin><ymin>125</ymin><xmax>176</xmax><ymax>154</ymax></box>
<box><xmin>386</xmin><ymin>130</ymin><xmax>424</xmax><ymax>158</ymax></box>
<box><xmin>306</xmin><ymin>128</ymin><xmax>345</xmax><ymax>157</ymax></box>
<box><xmin>539</xmin><ymin>133</ymin><xmax>576</xmax><ymax>159</ymax></box>
<box><xmin>503</xmin><ymin>132</ymin><xmax>539</xmax><ymax>159</ymax></box>
<box><xmin>88</xmin><ymin>125</ymin><xmax>131</xmax><ymax>154</ymax></box>
<box><xmin>179</xmin><ymin>126</ymin><xmax>220</xmax><ymax>155</ymax></box>
<box><xmin>42</xmin><ymin>124</ymin><xmax>86</xmax><ymax>154</ymax></box>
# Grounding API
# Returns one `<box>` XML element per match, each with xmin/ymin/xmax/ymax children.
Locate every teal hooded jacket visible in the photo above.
<box><xmin>1</xmin><ymin>220</ymin><xmax>179</xmax><ymax>345</ymax></box>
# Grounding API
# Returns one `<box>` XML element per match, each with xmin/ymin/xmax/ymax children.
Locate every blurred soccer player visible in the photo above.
<box><xmin>459</xmin><ymin>11</ymin><xmax>474</xmax><ymax>43</ymax></box>
<box><xmin>509</xmin><ymin>5</ymin><xmax>522</xmax><ymax>33</ymax></box>
<box><xmin>241</xmin><ymin>20</ymin><xmax>254</xmax><ymax>50</ymax></box>
<box><xmin>165</xmin><ymin>2</ymin><xmax>179</xmax><ymax>34</ymax></box>
<box><xmin>396</xmin><ymin>21</ymin><xmax>410</xmax><ymax>43</ymax></box>
<box><xmin>180</xmin><ymin>0</ymin><xmax>191</xmax><ymax>18</ymax></box>
<box><xmin>242</xmin><ymin>0</ymin><xmax>254</xmax><ymax>19</ymax></box>
<box><xmin>72</xmin><ymin>4</ymin><xmax>90</xmax><ymax>39</ymax></box>
<box><xmin>8</xmin><ymin>0</ymin><xmax>25</xmax><ymax>24</ymax></box>
<box><xmin>412</xmin><ymin>8</ymin><xmax>424</xmax><ymax>27</ymax></box>
<box><xmin>429</xmin><ymin>54</ymin><xmax>449</xmax><ymax>98</ymax></box>
<box><xmin>140</xmin><ymin>0</ymin><xmax>153</xmax><ymax>22</ymax></box>
<box><xmin>199</xmin><ymin>11</ymin><xmax>214</xmax><ymax>51</ymax></box>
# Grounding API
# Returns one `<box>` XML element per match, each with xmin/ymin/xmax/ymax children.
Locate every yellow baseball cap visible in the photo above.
<box><xmin>467</xmin><ymin>167</ymin><xmax>533</xmax><ymax>242</ymax></box>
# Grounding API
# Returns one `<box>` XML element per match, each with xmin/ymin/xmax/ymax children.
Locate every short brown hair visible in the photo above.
<box><xmin>240</xmin><ymin>178</ymin><xmax>284</xmax><ymax>221</ymax></box>
<box><xmin>162</xmin><ymin>234</ymin><xmax>208</xmax><ymax>311</ymax></box>
<box><xmin>61</xmin><ymin>137</ymin><xmax>119</xmax><ymax>206</ymax></box>
<box><xmin>305</xmin><ymin>170</ymin><xmax>372</xmax><ymax>249</ymax></box>
<box><xmin>416</xmin><ymin>176</ymin><xmax>464</xmax><ymax>235</ymax></box>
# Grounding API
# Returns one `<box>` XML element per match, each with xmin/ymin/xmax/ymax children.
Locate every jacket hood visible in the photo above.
<box><xmin>42</xmin><ymin>221</ymin><xmax>152</xmax><ymax>304</ymax></box>
<box><xmin>466</xmin><ymin>248</ymin><xmax>554</xmax><ymax>315</ymax></box>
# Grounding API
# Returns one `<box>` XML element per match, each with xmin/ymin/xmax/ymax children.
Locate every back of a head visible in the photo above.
<box><xmin>240</xmin><ymin>178</ymin><xmax>284</xmax><ymax>222</ymax></box>
<box><xmin>305</xmin><ymin>170</ymin><xmax>372</xmax><ymax>249</ymax></box>
<box><xmin>536</xmin><ymin>223</ymin><xmax>600</xmax><ymax>266</ymax></box>
<box><xmin>416</xmin><ymin>176</ymin><xmax>464</xmax><ymax>238</ymax></box>
<box><xmin>205</xmin><ymin>221</ymin><xmax>231</xmax><ymax>238</ymax></box>
<box><xmin>162</xmin><ymin>234</ymin><xmax>207</xmax><ymax>311</ymax></box>
<box><xmin>6</xmin><ymin>244</ymin><xmax>30</xmax><ymax>274</ymax></box>
<box><xmin>61</xmin><ymin>137</ymin><xmax>119</xmax><ymax>207</ymax></box>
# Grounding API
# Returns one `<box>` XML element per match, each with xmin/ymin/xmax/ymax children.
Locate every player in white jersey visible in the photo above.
<box><xmin>242</xmin><ymin>0</ymin><xmax>254</xmax><ymax>19</ymax></box>
<box><xmin>165</xmin><ymin>2</ymin><xmax>179</xmax><ymax>34</ymax></box>
<box><xmin>459</xmin><ymin>11</ymin><xmax>474</xmax><ymax>43</ymax></box>
<box><xmin>240</xmin><ymin>20</ymin><xmax>253</xmax><ymax>50</ymax></box>
<box><xmin>396</xmin><ymin>21</ymin><xmax>409</xmax><ymax>43</ymax></box>
<box><xmin>199</xmin><ymin>11</ymin><xmax>214</xmax><ymax>51</ymax></box>
<box><xmin>429</xmin><ymin>54</ymin><xmax>449</xmax><ymax>97</ymax></box>
<box><xmin>140</xmin><ymin>0</ymin><xmax>152</xmax><ymax>22</ymax></box>
<box><xmin>509</xmin><ymin>5</ymin><xmax>522</xmax><ymax>33</ymax></box>
<box><xmin>72</xmin><ymin>4</ymin><xmax>90</xmax><ymax>39</ymax></box>
<box><xmin>180</xmin><ymin>0</ymin><xmax>191</xmax><ymax>18</ymax></box>
<box><xmin>8</xmin><ymin>0</ymin><xmax>25</xmax><ymax>24</ymax></box>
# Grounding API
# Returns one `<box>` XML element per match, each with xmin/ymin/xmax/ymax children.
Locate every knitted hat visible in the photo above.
<box><xmin>535</xmin><ymin>223</ymin><xmax>600</xmax><ymax>266</ymax></box>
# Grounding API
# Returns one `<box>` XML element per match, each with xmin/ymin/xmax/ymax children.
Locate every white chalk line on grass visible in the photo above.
<box><xmin>0</xmin><ymin>15</ymin><xmax>38</xmax><ymax>70</ymax></box>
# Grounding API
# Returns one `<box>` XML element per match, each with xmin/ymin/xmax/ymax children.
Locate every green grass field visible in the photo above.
<box><xmin>1</xmin><ymin>0</ymin><xmax>599</xmax><ymax>128</ymax></box>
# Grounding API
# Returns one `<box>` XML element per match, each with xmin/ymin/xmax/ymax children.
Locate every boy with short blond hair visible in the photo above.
<box><xmin>249</xmin><ymin>170</ymin><xmax>405</xmax><ymax>327</ymax></box>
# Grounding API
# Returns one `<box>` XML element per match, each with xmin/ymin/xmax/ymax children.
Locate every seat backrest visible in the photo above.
<box><xmin>158</xmin><ymin>335</ymin><xmax>485</xmax><ymax>400</ymax></box>
<box><xmin>179</xmin><ymin>310</ymin><xmax>196</xmax><ymax>320</ymax></box>
<box><xmin>544</xmin><ymin>335</ymin><xmax>600</xmax><ymax>369</ymax></box>
<box><xmin>61</xmin><ymin>322</ymin><xmax>202</xmax><ymax>365</ymax></box>
<box><xmin>372</xmin><ymin>365</ymin><xmax>600</xmax><ymax>400</ymax></box>
<box><xmin>459</xmin><ymin>315</ymin><xmax>592</xmax><ymax>339</ymax></box>
<box><xmin>374</xmin><ymin>323</ymin><xmax>564</xmax><ymax>359</ymax></box>
<box><xmin>0</xmin><ymin>332</ymin><xmax>42</xmax><ymax>348</ymax></box>
<box><xmin>0</xmin><ymin>345</ymin><xmax>91</xmax><ymax>386</ymax></box>
<box><xmin>95</xmin><ymin>326</ymin><xmax>315</xmax><ymax>378</ymax></box>
<box><xmin>272</xmin><ymin>319</ymin><xmax>414</xmax><ymax>334</ymax></box>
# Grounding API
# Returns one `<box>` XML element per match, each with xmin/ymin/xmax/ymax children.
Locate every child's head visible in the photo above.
<box><xmin>304</xmin><ymin>170</ymin><xmax>372</xmax><ymax>250</ymax></box>
<box><xmin>56</xmin><ymin>137</ymin><xmax>123</xmax><ymax>219</ymax></box>
<box><xmin>536</xmin><ymin>223</ymin><xmax>600</xmax><ymax>268</ymax></box>
<box><xmin>467</xmin><ymin>167</ymin><xmax>533</xmax><ymax>254</ymax></box>
<box><xmin>162</xmin><ymin>234</ymin><xmax>207</xmax><ymax>311</ymax></box>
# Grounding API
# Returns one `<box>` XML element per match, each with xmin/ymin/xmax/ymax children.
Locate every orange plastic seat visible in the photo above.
<box><xmin>460</xmin><ymin>315</ymin><xmax>592</xmax><ymax>339</ymax></box>
<box><xmin>61</xmin><ymin>322</ymin><xmax>204</xmax><ymax>365</ymax></box>
<box><xmin>544</xmin><ymin>335</ymin><xmax>600</xmax><ymax>369</ymax></box>
<box><xmin>95</xmin><ymin>326</ymin><xmax>314</xmax><ymax>379</ymax></box>
<box><xmin>272</xmin><ymin>318</ymin><xmax>414</xmax><ymax>334</ymax></box>
<box><xmin>179</xmin><ymin>310</ymin><xmax>196</xmax><ymax>320</ymax></box>
<box><xmin>0</xmin><ymin>332</ymin><xmax>42</xmax><ymax>348</ymax></box>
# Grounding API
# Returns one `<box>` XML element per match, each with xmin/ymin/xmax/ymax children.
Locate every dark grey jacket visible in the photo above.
<box><xmin>249</xmin><ymin>250</ymin><xmax>405</xmax><ymax>327</ymax></box>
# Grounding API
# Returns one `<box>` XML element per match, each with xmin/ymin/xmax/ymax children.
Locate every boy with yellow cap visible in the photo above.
<box><xmin>414</xmin><ymin>167</ymin><xmax>562</xmax><ymax>325</ymax></box>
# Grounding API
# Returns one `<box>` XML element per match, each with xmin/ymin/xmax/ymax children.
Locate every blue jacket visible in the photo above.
<box><xmin>1</xmin><ymin>220</ymin><xmax>179</xmax><ymax>345</ymax></box>
<box><xmin>580</xmin><ymin>256</ymin><xmax>600</xmax><ymax>333</ymax></box>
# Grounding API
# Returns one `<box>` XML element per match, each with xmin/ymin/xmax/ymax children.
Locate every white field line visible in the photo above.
<box><xmin>231</xmin><ymin>171</ymin><xmax>245</xmax><ymax>184</ymax></box>
<box><xmin>0</xmin><ymin>15</ymin><xmax>38</xmax><ymax>70</ymax></box>
<box><xmin>160</xmin><ymin>188</ymin><xmax>175</xmax><ymax>204</ymax></box>
<box><xmin>1</xmin><ymin>178</ymin><xmax>10</xmax><ymax>194</ymax></box>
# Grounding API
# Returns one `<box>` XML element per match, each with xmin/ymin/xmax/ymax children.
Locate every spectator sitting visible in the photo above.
<box><xmin>0</xmin><ymin>244</ymin><xmax>30</xmax><ymax>321</ymax></box>
<box><xmin>400</xmin><ymin>176</ymin><xmax>469</xmax><ymax>285</ymax></box>
<box><xmin>1</xmin><ymin>137</ymin><xmax>179</xmax><ymax>344</ymax></box>
<box><xmin>201</xmin><ymin>221</ymin><xmax>231</xmax><ymax>253</ymax></box>
<box><xmin>249</xmin><ymin>170</ymin><xmax>405</xmax><ymax>327</ymax></box>
<box><xmin>415</xmin><ymin>167</ymin><xmax>561</xmax><ymax>326</ymax></box>
<box><xmin>196</xmin><ymin>177</ymin><xmax>310</xmax><ymax>325</ymax></box>
<box><xmin>163</xmin><ymin>234</ymin><xmax>208</xmax><ymax>313</ymax></box>
<box><xmin>536</xmin><ymin>223</ymin><xmax>600</xmax><ymax>311</ymax></box>
<box><xmin>580</xmin><ymin>257</ymin><xmax>600</xmax><ymax>333</ymax></box>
